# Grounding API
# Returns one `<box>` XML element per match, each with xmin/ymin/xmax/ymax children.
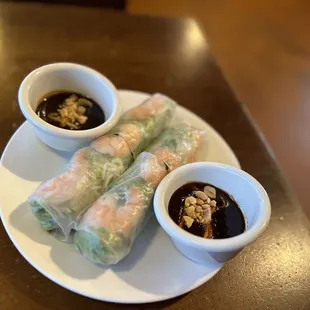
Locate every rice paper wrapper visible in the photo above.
<box><xmin>146</xmin><ymin>123</ymin><xmax>206</xmax><ymax>171</ymax></box>
<box><xmin>74</xmin><ymin>152</ymin><xmax>168</xmax><ymax>265</ymax></box>
<box><xmin>29</xmin><ymin>137</ymin><xmax>133</xmax><ymax>241</ymax></box>
<box><xmin>29</xmin><ymin>93</ymin><xmax>176</xmax><ymax>241</ymax></box>
<box><xmin>109</xmin><ymin>93</ymin><xmax>176</xmax><ymax>158</ymax></box>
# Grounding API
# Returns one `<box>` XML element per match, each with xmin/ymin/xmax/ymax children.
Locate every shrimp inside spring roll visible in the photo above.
<box><xmin>29</xmin><ymin>94</ymin><xmax>176</xmax><ymax>240</ymax></box>
<box><xmin>74</xmin><ymin>124</ymin><xmax>205</xmax><ymax>265</ymax></box>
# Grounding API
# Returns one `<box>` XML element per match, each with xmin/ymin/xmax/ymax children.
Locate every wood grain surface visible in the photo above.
<box><xmin>0</xmin><ymin>3</ymin><xmax>309</xmax><ymax>310</ymax></box>
<box><xmin>128</xmin><ymin>0</ymin><xmax>310</xmax><ymax>219</ymax></box>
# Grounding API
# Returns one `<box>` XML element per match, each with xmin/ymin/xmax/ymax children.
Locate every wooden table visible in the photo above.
<box><xmin>0</xmin><ymin>3</ymin><xmax>309</xmax><ymax>310</ymax></box>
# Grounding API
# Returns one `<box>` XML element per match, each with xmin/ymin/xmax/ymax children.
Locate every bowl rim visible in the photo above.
<box><xmin>18</xmin><ymin>62</ymin><xmax>121</xmax><ymax>139</ymax></box>
<box><xmin>154</xmin><ymin>162</ymin><xmax>271</xmax><ymax>252</ymax></box>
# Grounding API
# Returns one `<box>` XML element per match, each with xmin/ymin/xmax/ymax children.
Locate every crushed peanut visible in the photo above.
<box><xmin>195</xmin><ymin>190</ymin><xmax>208</xmax><ymax>201</ymax></box>
<box><xmin>185</xmin><ymin>196</ymin><xmax>196</xmax><ymax>207</ymax></box>
<box><xmin>210</xmin><ymin>200</ymin><xmax>217</xmax><ymax>208</ymax></box>
<box><xmin>195</xmin><ymin>205</ymin><xmax>203</xmax><ymax>213</ymax></box>
<box><xmin>77</xmin><ymin>106</ymin><xmax>86</xmax><ymax>114</ymax></box>
<box><xmin>185</xmin><ymin>205</ymin><xmax>196</xmax><ymax>218</ymax></box>
<box><xmin>183</xmin><ymin>216</ymin><xmax>194</xmax><ymax>228</ymax></box>
<box><xmin>182</xmin><ymin>185</ymin><xmax>219</xmax><ymax>227</ymax></box>
<box><xmin>47</xmin><ymin>94</ymin><xmax>92</xmax><ymax>129</ymax></box>
<box><xmin>204</xmin><ymin>186</ymin><xmax>216</xmax><ymax>199</ymax></box>
<box><xmin>196</xmin><ymin>198</ymin><xmax>204</xmax><ymax>205</ymax></box>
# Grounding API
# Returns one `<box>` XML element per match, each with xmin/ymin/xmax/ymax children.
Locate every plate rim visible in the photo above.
<box><xmin>0</xmin><ymin>89</ymin><xmax>240</xmax><ymax>303</ymax></box>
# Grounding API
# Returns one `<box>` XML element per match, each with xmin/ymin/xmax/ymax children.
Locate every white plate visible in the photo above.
<box><xmin>0</xmin><ymin>90</ymin><xmax>240</xmax><ymax>303</ymax></box>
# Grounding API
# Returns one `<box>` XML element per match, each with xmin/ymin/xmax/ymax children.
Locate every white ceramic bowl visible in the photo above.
<box><xmin>154</xmin><ymin>162</ymin><xmax>271</xmax><ymax>265</ymax></box>
<box><xmin>18</xmin><ymin>63</ymin><xmax>121</xmax><ymax>152</ymax></box>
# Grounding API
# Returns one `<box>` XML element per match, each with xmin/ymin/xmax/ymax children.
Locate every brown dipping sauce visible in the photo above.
<box><xmin>36</xmin><ymin>91</ymin><xmax>105</xmax><ymax>130</ymax></box>
<box><xmin>168</xmin><ymin>182</ymin><xmax>245</xmax><ymax>239</ymax></box>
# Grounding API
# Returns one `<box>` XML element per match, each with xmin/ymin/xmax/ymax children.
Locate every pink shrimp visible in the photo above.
<box><xmin>79</xmin><ymin>192</ymin><xmax>118</xmax><ymax>230</ymax></box>
<box><xmin>80</xmin><ymin>188</ymin><xmax>146</xmax><ymax>236</ymax></box>
<box><xmin>117</xmin><ymin>123</ymin><xmax>143</xmax><ymax>152</ymax></box>
<box><xmin>124</xmin><ymin>94</ymin><xmax>167</xmax><ymax>120</ymax></box>
<box><xmin>91</xmin><ymin>135</ymin><xmax>131</xmax><ymax>158</ymax></box>
<box><xmin>38</xmin><ymin>148</ymin><xmax>88</xmax><ymax>197</ymax></box>
<box><xmin>79</xmin><ymin>155</ymin><xmax>167</xmax><ymax>237</ymax></box>
<box><xmin>152</xmin><ymin>148</ymin><xmax>183</xmax><ymax>171</ymax></box>
<box><xmin>114</xmin><ymin>188</ymin><xmax>146</xmax><ymax>235</ymax></box>
<box><xmin>140</xmin><ymin>155</ymin><xmax>168</xmax><ymax>187</ymax></box>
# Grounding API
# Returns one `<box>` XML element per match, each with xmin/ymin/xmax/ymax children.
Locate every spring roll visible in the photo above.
<box><xmin>73</xmin><ymin>125</ymin><xmax>204</xmax><ymax>265</ymax></box>
<box><xmin>29</xmin><ymin>94</ymin><xmax>176</xmax><ymax>240</ymax></box>
<box><xmin>146</xmin><ymin>124</ymin><xmax>204</xmax><ymax>171</ymax></box>
<box><xmin>108</xmin><ymin>93</ymin><xmax>176</xmax><ymax>158</ymax></box>
<box><xmin>74</xmin><ymin>152</ymin><xmax>168</xmax><ymax>265</ymax></box>
<box><xmin>30</xmin><ymin>136</ymin><xmax>133</xmax><ymax>239</ymax></box>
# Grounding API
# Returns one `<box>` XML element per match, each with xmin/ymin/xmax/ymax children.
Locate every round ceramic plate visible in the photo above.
<box><xmin>0</xmin><ymin>90</ymin><xmax>240</xmax><ymax>303</ymax></box>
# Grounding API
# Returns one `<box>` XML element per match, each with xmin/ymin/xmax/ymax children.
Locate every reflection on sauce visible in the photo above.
<box><xmin>168</xmin><ymin>182</ymin><xmax>245</xmax><ymax>239</ymax></box>
<box><xmin>36</xmin><ymin>91</ymin><xmax>105</xmax><ymax>131</ymax></box>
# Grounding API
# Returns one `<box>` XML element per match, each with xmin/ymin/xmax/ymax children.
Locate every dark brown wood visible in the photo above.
<box><xmin>0</xmin><ymin>3</ymin><xmax>309</xmax><ymax>310</ymax></box>
<box><xmin>0</xmin><ymin>0</ymin><xmax>126</xmax><ymax>9</ymax></box>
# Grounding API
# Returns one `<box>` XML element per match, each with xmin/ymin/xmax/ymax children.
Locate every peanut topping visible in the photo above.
<box><xmin>194</xmin><ymin>190</ymin><xmax>208</xmax><ymax>201</ymax></box>
<box><xmin>47</xmin><ymin>94</ymin><xmax>93</xmax><ymax>129</ymax></box>
<box><xmin>182</xmin><ymin>188</ymin><xmax>218</xmax><ymax>227</ymax></box>
<box><xmin>183</xmin><ymin>216</ymin><xmax>194</xmax><ymax>228</ymax></box>
<box><xmin>185</xmin><ymin>196</ymin><xmax>196</xmax><ymax>207</ymax></box>
<box><xmin>204</xmin><ymin>186</ymin><xmax>216</xmax><ymax>199</ymax></box>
